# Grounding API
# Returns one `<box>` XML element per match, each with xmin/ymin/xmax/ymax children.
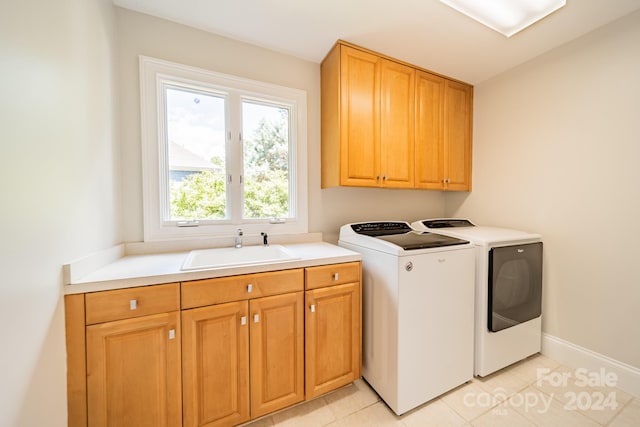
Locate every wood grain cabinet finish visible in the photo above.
<box><xmin>182</xmin><ymin>301</ymin><xmax>250</xmax><ymax>427</ymax></box>
<box><xmin>181</xmin><ymin>270</ymin><xmax>305</xmax><ymax>426</ymax></box>
<box><xmin>333</xmin><ymin>45</ymin><xmax>379</xmax><ymax>187</ymax></box>
<box><xmin>415</xmin><ymin>71</ymin><xmax>445</xmax><ymax>189</ymax></box>
<box><xmin>415</xmin><ymin>72</ymin><xmax>473</xmax><ymax>191</ymax></box>
<box><xmin>65</xmin><ymin>263</ymin><xmax>362</xmax><ymax>427</ymax></box>
<box><xmin>321</xmin><ymin>43</ymin><xmax>415</xmax><ymax>188</ymax></box>
<box><xmin>442</xmin><ymin>80</ymin><xmax>473</xmax><ymax>191</ymax></box>
<box><xmin>304</xmin><ymin>263</ymin><xmax>362</xmax><ymax>399</ymax></box>
<box><xmin>380</xmin><ymin>58</ymin><xmax>415</xmax><ymax>188</ymax></box>
<box><xmin>181</xmin><ymin>268</ymin><xmax>303</xmax><ymax>309</ymax></box>
<box><xmin>86</xmin><ymin>311</ymin><xmax>182</xmax><ymax>427</ymax></box>
<box><xmin>85</xmin><ymin>282</ymin><xmax>180</xmax><ymax>324</ymax></box>
<box><xmin>249</xmin><ymin>292</ymin><xmax>305</xmax><ymax>418</ymax></box>
<box><xmin>321</xmin><ymin>40</ymin><xmax>472</xmax><ymax>191</ymax></box>
<box><xmin>304</xmin><ymin>262</ymin><xmax>360</xmax><ymax>290</ymax></box>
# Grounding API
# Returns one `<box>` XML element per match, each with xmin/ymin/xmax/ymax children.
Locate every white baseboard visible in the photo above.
<box><xmin>542</xmin><ymin>333</ymin><xmax>640</xmax><ymax>398</ymax></box>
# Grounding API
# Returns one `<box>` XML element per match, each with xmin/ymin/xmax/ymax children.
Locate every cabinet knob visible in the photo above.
<box><xmin>240</xmin><ymin>316</ymin><xmax>247</xmax><ymax>326</ymax></box>
<box><xmin>253</xmin><ymin>314</ymin><xmax>260</xmax><ymax>323</ymax></box>
<box><xmin>332</xmin><ymin>273</ymin><xmax>339</xmax><ymax>281</ymax></box>
<box><xmin>168</xmin><ymin>329</ymin><xmax>175</xmax><ymax>340</ymax></box>
<box><xmin>383</xmin><ymin>175</ymin><xmax>387</xmax><ymax>181</ymax></box>
<box><xmin>247</xmin><ymin>284</ymin><xmax>253</xmax><ymax>293</ymax></box>
<box><xmin>129</xmin><ymin>299</ymin><xmax>137</xmax><ymax>310</ymax></box>
<box><xmin>310</xmin><ymin>304</ymin><xmax>316</xmax><ymax>313</ymax></box>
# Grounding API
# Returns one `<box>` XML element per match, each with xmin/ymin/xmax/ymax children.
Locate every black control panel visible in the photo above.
<box><xmin>351</xmin><ymin>222</ymin><xmax>412</xmax><ymax>236</ymax></box>
<box><xmin>421</xmin><ymin>219</ymin><xmax>474</xmax><ymax>229</ymax></box>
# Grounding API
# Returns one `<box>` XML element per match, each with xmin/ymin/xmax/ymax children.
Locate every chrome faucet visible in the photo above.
<box><xmin>235</xmin><ymin>228</ymin><xmax>243</xmax><ymax>248</ymax></box>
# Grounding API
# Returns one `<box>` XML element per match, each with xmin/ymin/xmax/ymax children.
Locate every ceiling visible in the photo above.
<box><xmin>112</xmin><ymin>0</ymin><xmax>640</xmax><ymax>84</ymax></box>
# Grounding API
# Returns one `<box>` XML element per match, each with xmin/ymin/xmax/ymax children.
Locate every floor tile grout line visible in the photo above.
<box><xmin>529</xmin><ymin>370</ymin><xmax>631</xmax><ymax>426</ymax></box>
<box><xmin>602</xmin><ymin>396</ymin><xmax>634</xmax><ymax>427</ymax></box>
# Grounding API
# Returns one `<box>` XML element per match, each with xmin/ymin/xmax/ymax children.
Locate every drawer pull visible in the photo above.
<box><xmin>247</xmin><ymin>284</ymin><xmax>253</xmax><ymax>293</ymax></box>
<box><xmin>240</xmin><ymin>316</ymin><xmax>247</xmax><ymax>326</ymax></box>
<box><xmin>168</xmin><ymin>329</ymin><xmax>175</xmax><ymax>340</ymax></box>
<box><xmin>253</xmin><ymin>314</ymin><xmax>260</xmax><ymax>323</ymax></box>
<box><xmin>332</xmin><ymin>273</ymin><xmax>339</xmax><ymax>281</ymax></box>
<box><xmin>129</xmin><ymin>299</ymin><xmax>137</xmax><ymax>310</ymax></box>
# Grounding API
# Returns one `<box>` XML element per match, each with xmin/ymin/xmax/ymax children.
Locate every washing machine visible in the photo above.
<box><xmin>412</xmin><ymin>219</ymin><xmax>543</xmax><ymax>377</ymax></box>
<box><xmin>338</xmin><ymin>221</ymin><xmax>475</xmax><ymax>415</ymax></box>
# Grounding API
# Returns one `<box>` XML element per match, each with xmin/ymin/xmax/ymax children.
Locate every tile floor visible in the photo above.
<box><xmin>244</xmin><ymin>354</ymin><xmax>639</xmax><ymax>426</ymax></box>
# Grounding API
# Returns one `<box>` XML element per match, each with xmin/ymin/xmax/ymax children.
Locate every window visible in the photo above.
<box><xmin>140</xmin><ymin>56</ymin><xmax>308</xmax><ymax>241</ymax></box>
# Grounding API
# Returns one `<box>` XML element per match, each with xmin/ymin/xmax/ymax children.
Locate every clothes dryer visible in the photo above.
<box><xmin>412</xmin><ymin>219</ymin><xmax>543</xmax><ymax>377</ymax></box>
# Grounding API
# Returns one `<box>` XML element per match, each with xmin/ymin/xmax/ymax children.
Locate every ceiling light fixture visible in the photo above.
<box><xmin>439</xmin><ymin>0</ymin><xmax>566</xmax><ymax>37</ymax></box>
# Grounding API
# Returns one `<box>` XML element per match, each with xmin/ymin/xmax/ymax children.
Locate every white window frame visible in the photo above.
<box><xmin>139</xmin><ymin>56</ymin><xmax>308</xmax><ymax>241</ymax></box>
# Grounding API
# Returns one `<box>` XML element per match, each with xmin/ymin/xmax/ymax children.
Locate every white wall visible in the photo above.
<box><xmin>0</xmin><ymin>0</ymin><xmax>120</xmax><ymax>425</ymax></box>
<box><xmin>447</xmin><ymin>10</ymin><xmax>640</xmax><ymax>369</ymax></box>
<box><xmin>116</xmin><ymin>8</ymin><xmax>446</xmax><ymax>245</ymax></box>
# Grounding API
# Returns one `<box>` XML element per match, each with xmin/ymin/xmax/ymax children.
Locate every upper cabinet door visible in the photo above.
<box><xmin>340</xmin><ymin>46</ymin><xmax>380</xmax><ymax>187</ymax></box>
<box><xmin>444</xmin><ymin>80</ymin><xmax>473</xmax><ymax>191</ymax></box>
<box><xmin>415</xmin><ymin>71</ymin><xmax>445</xmax><ymax>189</ymax></box>
<box><xmin>380</xmin><ymin>59</ymin><xmax>415</xmax><ymax>188</ymax></box>
<box><xmin>321</xmin><ymin>41</ymin><xmax>472</xmax><ymax>191</ymax></box>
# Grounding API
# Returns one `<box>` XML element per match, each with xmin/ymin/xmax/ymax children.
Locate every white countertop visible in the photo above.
<box><xmin>65</xmin><ymin>242</ymin><xmax>361</xmax><ymax>294</ymax></box>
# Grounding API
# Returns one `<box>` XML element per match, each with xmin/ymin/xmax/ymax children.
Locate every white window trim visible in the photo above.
<box><xmin>139</xmin><ymin>56</ymin><xmax>308</xmax><ymax>242</ymax></box>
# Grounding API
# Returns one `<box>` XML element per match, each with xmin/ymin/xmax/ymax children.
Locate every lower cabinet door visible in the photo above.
<box><xmin>305</xmin><ymin>282</ymin><xmax>361</xmax><ymax>398</ymax></box>
<box><xmin>86</xmin><ymin>311</ymin><xmax>182</xmax><ymax>427</ymax></box>
<box><xmin>249</xmin><ymin>292</ymin><xmax>305</xmax><ymax>418</ymax></box>
<box><xmin>181</xmin><ymin>301</ymin><xmax>250</xmax><ymax>427</ymax></box>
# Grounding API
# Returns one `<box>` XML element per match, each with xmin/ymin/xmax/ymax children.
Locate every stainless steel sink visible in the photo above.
<box><xmin>181</xmin><ymin>245</ymin><xmax>299</xmax><ymax>271</ymax></box>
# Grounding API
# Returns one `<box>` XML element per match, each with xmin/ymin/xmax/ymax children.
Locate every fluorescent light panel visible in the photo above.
<box><xmin>440</xmin><ymin>0</ymin><xmax>566</xmax><ymax>37</ymax></box>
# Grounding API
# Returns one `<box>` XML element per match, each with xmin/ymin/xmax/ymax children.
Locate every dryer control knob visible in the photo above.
<box><xmin>405</xmin><ymin>262</ymin><xmax>413</xmax><ymax>272</ymax></box>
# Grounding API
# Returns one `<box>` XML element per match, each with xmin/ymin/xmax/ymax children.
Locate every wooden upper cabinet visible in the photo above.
<box><xmin>415</xmin><ymin>73</ymin><xmax>473</xmax><ymax>191</ymax></box>
<box><xmin>380</xmin><ymin>59</ymin><xmax>415</xmax><ymax>188</ymax></box>
<box><xmin>321</xmin><ymin>43</ymin><xmax>415</xmax><ymax>188</ymax></box>
<box><xmin>339</xmin><ymin>46</ymin><xmax>380</xmax><ymax>187</ymax></box>
<box><xmin>321</xmin><ymin>40</ymin><xmax>472</xmax><ymax>191</ymax></box>
<box><xmin>415</xmin><ymin>71</ymin><xmax>445</xmax><ymax>189</ymax></box>
<box><xmin>443</xmin><ymin>80</ymin><xmax>473</xmax><ymax>191</ymax></box>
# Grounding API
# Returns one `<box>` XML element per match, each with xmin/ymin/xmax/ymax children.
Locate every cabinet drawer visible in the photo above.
<box><xmin>305</xmin><ymin>262</ymin><xmax>361</xmax><ymax>290</ymax></box>
<box><xmin>85</xmin><ymin>283</ymin><xmax>180</xmax><ymax>325</ymax></box>
<box><xmin>182</xmin><ymin>269</ymin><xmax>304</xmax><ymax>309</ymax></box>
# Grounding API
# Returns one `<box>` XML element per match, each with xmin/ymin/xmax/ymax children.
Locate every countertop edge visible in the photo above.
<box><xmin>64</xmin><ymin>243</ymin><xmax>362</xmax><ymax>295</ymax></box>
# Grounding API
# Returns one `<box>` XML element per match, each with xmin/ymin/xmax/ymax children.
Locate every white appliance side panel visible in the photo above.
<box><xmin>396</xmin><ymin>247</ymin><xmax>475</xmax><ymax>414</ymax></box>
<box><xmin>338</xmin><ymin>242</ymin><xmax>401</xmax><ymax>411</ymax></box>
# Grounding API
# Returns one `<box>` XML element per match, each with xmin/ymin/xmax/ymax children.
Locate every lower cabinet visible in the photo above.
<box><xmin>250</xmin><ymin>292</ymin><xmax>305</xmax><ymax>418</ymax></box>
<box><xmin>181</xmin><ymin>301</ymin><xmax>250</xmax><ymax>427</ymax></box>
<box><xmin>83</xmin><ymin>284</ymin><xmax>182</xmax><ymax>427</ymax></box>
<box><xmin>65</xmin><ymin>262</ymin><xmax>361</xmax><ymax>427</ymax></box>
<box><xmin>305</xmin><ymin>282</ymin><xmax>361</xmax><ymax>399</ymax></box>
<box><xmin>181</xmin><ymin>293</ymin><xmax>304</xmax><ymax>427</ymax></box>
<box><xmin>86</xmin><ymin>313</ymin><xmax>182</xmax><ymax>427</ymax></box>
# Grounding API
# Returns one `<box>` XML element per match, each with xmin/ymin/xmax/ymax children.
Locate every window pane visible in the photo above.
<box><xmin>242</xmin><ymin>101</ymin><xmax>290</xmax><ymax>219</ymax></box>
<box><xmin>165</xmin><ymin>86</ymin><xmax>227</xmax><ymax>220</ymax></box>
